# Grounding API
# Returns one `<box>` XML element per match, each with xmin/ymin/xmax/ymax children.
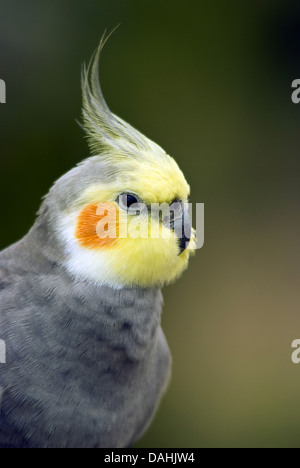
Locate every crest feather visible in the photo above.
<box><xmin>81</xmin><ymin>31</ymin><xmax>166</xmax><ymax>162</ymax></box>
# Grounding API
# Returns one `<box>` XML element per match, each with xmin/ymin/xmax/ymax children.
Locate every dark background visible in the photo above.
<box><xmin>1</xmin><ymin>0</ymin><xmax>300</xmax><ymax>448</ymax></box>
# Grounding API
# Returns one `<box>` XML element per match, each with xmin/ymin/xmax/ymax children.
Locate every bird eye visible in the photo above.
<box><xmin>117</xmin><ymin>193</ymin><xmax>140</xmax><ymax>211</ymax></box>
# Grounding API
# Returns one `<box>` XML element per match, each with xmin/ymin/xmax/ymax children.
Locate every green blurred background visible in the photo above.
<box><xmin>1</xmin><ymin>0</ymin><xmax>300</xmax><ymax>448</ymax></box>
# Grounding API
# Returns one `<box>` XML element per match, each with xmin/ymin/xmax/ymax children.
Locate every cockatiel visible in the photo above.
<box><xmin>0</xmin><ymin>34</ymin><xmax>196</xmax><ymax>448</ymax></box>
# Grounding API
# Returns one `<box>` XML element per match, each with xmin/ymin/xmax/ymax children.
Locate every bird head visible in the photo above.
<box><xmin>47</xmin><ymin>34</ymin><xmax>196</xmax><ymax>289</ymax></box>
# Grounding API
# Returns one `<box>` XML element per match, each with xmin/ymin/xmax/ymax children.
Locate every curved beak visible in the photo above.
<box><xmin>163</xmin><ymin>203</ymin><xmax>191</xmax><ymax>255</ymax></box>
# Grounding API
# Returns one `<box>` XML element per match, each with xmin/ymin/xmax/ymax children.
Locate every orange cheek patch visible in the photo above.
<box><xmin>75</xmin><ymin>203</ymin><xmax>119</xmax><ymax>249</ymax></box>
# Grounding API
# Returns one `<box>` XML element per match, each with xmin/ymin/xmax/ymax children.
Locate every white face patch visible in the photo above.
<box><xmin>56</xmin><ymin>210</ymin><xmax>125</xmax><ymax>289</ymax></box>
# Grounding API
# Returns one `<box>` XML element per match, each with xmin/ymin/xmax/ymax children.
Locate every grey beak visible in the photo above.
<box><xmin>164</xmin><ymin>203</ymin><xmax>191</xmax><ymax>255</ymax></box>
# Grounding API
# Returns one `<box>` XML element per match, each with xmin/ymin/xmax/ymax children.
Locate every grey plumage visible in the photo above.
<box><xmin>0</xmin><ymin>210</ymin><xmax>171</xmax><ymax>447</ymax></box>
<box><xmin>0</xmin><ymin>33</ymin><xmax>193</xmax><ymax>448</ymax></box>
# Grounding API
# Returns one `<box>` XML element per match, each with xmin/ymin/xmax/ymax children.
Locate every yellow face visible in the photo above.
<box><xmin>61</xmin><ymin>157</ymin><xmax>196</xmax><ymax>288</ymax></box>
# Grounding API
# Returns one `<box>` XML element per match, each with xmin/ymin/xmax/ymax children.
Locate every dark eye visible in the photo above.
<box><xmin>117</xmin><ymin>193</ymin><xmax>140</xmax><ymax>210</ymax></box>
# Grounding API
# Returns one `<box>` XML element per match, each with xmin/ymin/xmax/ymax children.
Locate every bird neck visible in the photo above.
<box><xmin>21</xmin><ymin>222</ymin><xmax>163</xmax><ymax>363</ymax></box>
<box><xmin>16</xmin><ymin>207</ymin><xmax>163</xmax><ymax>364</ymax></box>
